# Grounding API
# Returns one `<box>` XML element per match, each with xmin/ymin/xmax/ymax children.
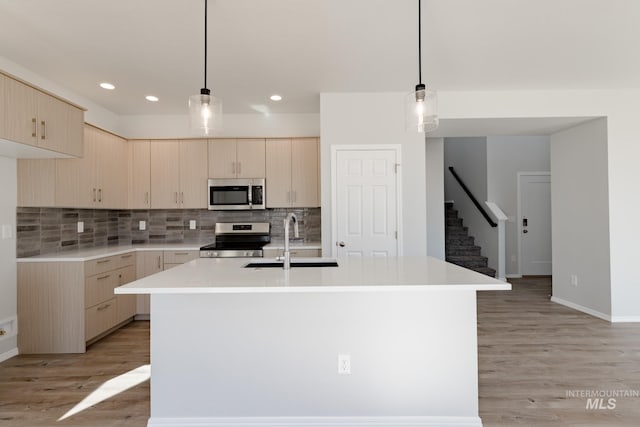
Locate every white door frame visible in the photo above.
<box><xmin>517</xmin><ymin>171</ymin><xmax>551</xmax><ymax>276</ymax></box>
<box><xmin>330</xmin><ymin>145</ymin><xmax>403</xmax><ymax>258</ymax></box>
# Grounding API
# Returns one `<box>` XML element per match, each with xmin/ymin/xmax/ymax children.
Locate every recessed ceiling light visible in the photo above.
<box><xmin>145</xmin><ymin>95</ymin><xmax>159</xmax><ymax>102</ymax></box>
<box><xmin>99</xmin><ymin>82</ymin><xmax>115</xmax><ymax>90</ymax></box>
<box><xmin>270</xmin><ymin>94</ymin><xmax>282</xmax><ymax>101</ymax></box>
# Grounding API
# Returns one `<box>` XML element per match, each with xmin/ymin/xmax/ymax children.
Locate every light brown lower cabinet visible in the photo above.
<box><xmin>263</xmin><ymin>248</ymin><xmax>321</xmax><ymax>258</ymax></box>
<box><xmin>18</xmin><ymin>252</ymin><xmax>137</xmax><ymax>354</ymax></box>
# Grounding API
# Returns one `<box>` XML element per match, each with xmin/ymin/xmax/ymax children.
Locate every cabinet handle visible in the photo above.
<box><xmin>93</xmin><ymin>188</ymin><xmax>97</xmax><ymax>202</ymax></box>
<box><xmin>121</xmin><ymin>254</ymin><xmax>133</xmax><ymax>259</ymax></box>
<box><xmin>181</xmin><ymin>192</ymin><xmax>184</xmax><ymax>205</ymax></box>
<box><xmin>157</xmin><ymin>256</ymin><xmax>161</xmax><ymax>269</ymax></box>
<box><xmin>174</xmin><ymin>252</ymin><xmax>189</xmax><ymax>255</ymax></box>
<box><xmin>97</xmin><ymin>259</ymin><xmax>111</xmax><ymax>264</ymax></box>
<box><xmin>98</xmin><ymin>188</ymin><xmax>102</xmax><ymax>202</ymax></box>
<box><xmin>145</xmin><ymin>191</ymin><xmax>149</xmax><ymax>205</ymax></box>
<box><xmin>31</xmin><ymin>118</ymin><xmax>37</xmax><ymax>137</ymax></box>
<box><xmin>174</xmin><ymin>192</ymin><xmax>178</xmax><ymax>204</ymax></box>
<box><xmin>41</xmin><ymin>120</ymin><xmax>46</xmax><ymax>140</ymax></box>
<box><xmin>97</xmin><ymin>303</ymin><xmax>111</xmax><ymax>311</ymax></box>
<box><xmin>97</xmin><ymin>274</ymin><xmax>110</xmax><ymax>280</ymax></box>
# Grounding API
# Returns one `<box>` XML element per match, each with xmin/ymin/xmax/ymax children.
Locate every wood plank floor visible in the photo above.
<box><xmin>1</xmin><ymin>277</ymin><xmax>639</xmax><ymax>426</ymax></box>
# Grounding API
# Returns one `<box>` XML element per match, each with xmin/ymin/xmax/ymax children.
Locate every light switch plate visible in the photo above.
<box><xmin>77</xmin><ymin>221</ymin><xmax>84</xmax><ymax>233</ymax></box>
<box><xmin>189</xmin><ymin>220</ymin><xmax>196</xmax><ymax>230</ymax></box>
<box><xmin>139</xmin><ymin>220</ymin><xmax>146</xmax><ymax>231</ymax></box>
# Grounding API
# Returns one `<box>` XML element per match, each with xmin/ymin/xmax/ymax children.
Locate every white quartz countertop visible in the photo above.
<box><xmin>16</xmin><ymin>243</ymin><xmax>203</xmax><ymax>262</ymax></box>
<box><xmin>115</xmin><ymin>256</ymin><xmax>511</xmax><ymax>294</ymax></box>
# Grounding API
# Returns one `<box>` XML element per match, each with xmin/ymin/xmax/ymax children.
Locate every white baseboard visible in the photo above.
<box><xmin>148</xmin><ymin>416</ymin><xmax>483</xmax><ymax>427</ymax></box>
<box><xmin>610</xmin><ymin>316</ymin><xmax>640</xmax><ymax>323</ymax></box>
<box><xmin>551</xmin><ymin>296</ymin><xmax>611</xmax><ymax>322</ymax></box>
<box><xmin>505</xmin><ymin>274</ymin><xmax>522</xmax><ymax>279</ymax></box>
<box><xmin>0</xmin><ymin>347</ymin><xmax>18</xmax><ymax>363</ymax></box>
<box><xmin>135</xmin><ymin>314</ymin><xmax>150</xmax><ymax>321</ymax></box>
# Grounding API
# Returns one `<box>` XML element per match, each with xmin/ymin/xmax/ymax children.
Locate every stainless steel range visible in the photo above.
<box><xmin>199</xmin><ymin>222</ymin><xmax>271</xmax><ymax>258</ymax></box>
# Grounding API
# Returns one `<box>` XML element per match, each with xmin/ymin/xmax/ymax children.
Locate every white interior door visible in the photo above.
<box><xmin>520</xmin><ymin>174</ymin><xmax>552</xmax><ymax>275</ymax></box>
<box><xmin>335</xmin><ymin>149</ymin><xmax>399</xmax><ymax>257</ymax></box>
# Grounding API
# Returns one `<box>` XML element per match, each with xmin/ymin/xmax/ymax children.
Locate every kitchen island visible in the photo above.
<box><xmin>116</xmin><ymin>256</ymin><xmax>510</xmax><ymax>427</ymax></box>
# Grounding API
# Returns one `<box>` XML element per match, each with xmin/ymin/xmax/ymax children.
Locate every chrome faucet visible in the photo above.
<box><xmin>283</xmin><ymin>212</ymin><xmax>299</xmax><ymax>270</ymax></box>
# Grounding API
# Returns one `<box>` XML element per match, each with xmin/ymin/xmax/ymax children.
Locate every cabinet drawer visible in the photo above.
<box><xmin>263</xmin><ymin>248</ymin><xmax>321</xmax><ymax>258</ymax></box>
<box><xmin>85</xmin><ymin>255</ymin><xmax>118</xmax><ymax>276</ymax></box>
<box><xmin>85</xmin><ymin>298</ymin><xmax>116</xmax><ymax>341</ymax></box>
<box><xmin>85</xmin><ymin>272</ymin><xmax>118</xmax><ymax>308</ymax></box>
<box><xmin>116</xmin><ymin>252</ymin><xmax>136</xmax><ymax>268</ymax></box>
<box><xmin>163</xmin><ymin>250</ymin><xmax>199</xmax><ymax>264</ymax></box>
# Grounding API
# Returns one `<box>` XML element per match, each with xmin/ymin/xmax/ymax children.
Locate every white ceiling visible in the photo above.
<box><xmin>1</xmin><ymin>0</ymin><xmax>639</xmax><ymax>116</ymax></box>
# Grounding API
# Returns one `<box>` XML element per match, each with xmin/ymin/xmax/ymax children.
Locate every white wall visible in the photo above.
<box><xmin>0</xmin><ymin>156</ymin><xmax>17</xmax><ymax>357</ymax></box>
<box><xmin>320</xmin><ymin>93</ymin><xmax>427</xmax><ymax>256</ymax></box>
<box><xmin>443</xmin><ymin>138</ymin><xmax>495</xmax><ymax>266</ymax></box>
<box><xmin>550</xmin><ymin>118</ymin><xmax>611</xmax><ymax>318</ymax></box>
<box><xmin>486</xmin><ymin>136</ymin><xmax>550</xmax><ymax>276</ymax></box>
<box><xmin>426</xmin><ymin>138</ymin><xmax>444</xmax><ymax>259</ymax></box>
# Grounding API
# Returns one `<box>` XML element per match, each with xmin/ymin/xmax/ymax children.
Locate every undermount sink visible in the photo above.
<box><xmin>244</xmin><ymin>261</ymin><xmax>339</xmax><ymax>268</ymax></box>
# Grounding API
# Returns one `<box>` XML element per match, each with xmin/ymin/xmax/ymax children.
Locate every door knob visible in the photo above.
<box><xmin>338</xmin><ymin>241</ymin><xmax>345</xmax><ymax>247</ymax></box>
<box><xmin>523</xmin><ymin>229</ymin><xmax>528</xmax><ymax>234</ymax></box>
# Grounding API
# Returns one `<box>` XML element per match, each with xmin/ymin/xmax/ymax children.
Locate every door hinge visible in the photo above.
<box><xmin>395</xmin><ymin>231</ymin><xmax>398</xmax><ymax>239</ymax></box>
<box><xmin>394</xmin><ymin>164</ymin><xmax>400</xmax><ymax>174</ymax></box>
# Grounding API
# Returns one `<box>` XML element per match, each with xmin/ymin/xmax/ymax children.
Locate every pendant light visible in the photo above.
<box><xmin>405</xmin><ymin>0</ymin><xmax>438</xmax><ymax>133</ymax></box>
<box><xmin>189</xmin><ymin>0</ymin><xmax>222</xmax><ymax>135</ymax></box>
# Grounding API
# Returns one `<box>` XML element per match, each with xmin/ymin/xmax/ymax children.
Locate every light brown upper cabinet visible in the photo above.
<box><xmin>150</xmin><ymin>139</ymin><xmax>207</xmax><ymax>209</ymax></box>
<box><xmin>128</xmin><ymin>140</ymin><xmax>151</xmax><ymax>209</ymax></box>
<box><xmin>0</xmin><ymin>74</ymin><xmax>6</xmax><ymax>134</ymax></box>
<box><xmin>265</xmin><ymin>138</ymin><xmax>319</xmax><ymax>208</ymax></box>
<box><xmin>208</xmin><ymin>138</ymin><xmax>265</xmax><ymax>179</ymax></box>
<box><xmin>1</xmin><ymin>73</ymin><xmax>83</xmax><ymax>157</ymax></box>
<box><xmin>17</xmin><ymin>159</ymin><xmax>56</xmax><ymax>207</ymax></box>
<box><xmin>56</xmin><ymin>125</ymin><xmax>128</xmax><ymax>209</ymax></box>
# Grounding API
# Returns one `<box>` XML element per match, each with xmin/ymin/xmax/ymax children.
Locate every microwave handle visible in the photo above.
<box><xmin>248</xmin><ymin>184</ymin><xmax>253</xmax><ymax>207</ymax></box>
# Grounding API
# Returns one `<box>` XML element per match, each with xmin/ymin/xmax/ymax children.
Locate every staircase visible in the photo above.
<box><xmin>445</xmin><ymin>202</ymin><xmax>496</xmax><ymax>277</ymax></box>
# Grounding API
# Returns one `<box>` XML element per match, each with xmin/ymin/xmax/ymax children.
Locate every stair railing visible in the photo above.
<box><xmin>448</xmin><ymin>167</ymin><xmax>497</xmax><ymax>227</ymax></box>
<box><xmin>485</xmin><ymin>201</ymin><xmax>508</xmax><ymax>282</ymax></box>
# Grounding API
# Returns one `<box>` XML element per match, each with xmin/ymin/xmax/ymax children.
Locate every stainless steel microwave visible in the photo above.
<box><xmin>207</xmin><ymin>178</ymin><xmax>265</xmax><ymax>210</ymax></box>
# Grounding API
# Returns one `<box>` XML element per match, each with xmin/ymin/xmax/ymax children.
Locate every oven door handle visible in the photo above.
<box><xmin>248</xmin><ymin>184</ymin><xmax>253</xmax><ymax>208</ymax></box>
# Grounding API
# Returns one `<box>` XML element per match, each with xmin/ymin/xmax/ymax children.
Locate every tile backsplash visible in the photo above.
<box><xmin>17</xmin><ymin>207</ymin><xmax>320</xmax><ymax>258</ymax></box>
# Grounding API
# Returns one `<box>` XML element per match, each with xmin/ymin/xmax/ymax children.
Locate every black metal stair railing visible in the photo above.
<box><xmin>448</xmin><ymin>166</ymin><xmax>497</xmax><ymax>228</ymax></box>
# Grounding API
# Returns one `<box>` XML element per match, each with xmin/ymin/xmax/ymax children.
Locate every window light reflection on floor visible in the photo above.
<box><xmin>58</xmin><ymin>364</ymin><xmax>150</xmax><ymax>421</ymax></box>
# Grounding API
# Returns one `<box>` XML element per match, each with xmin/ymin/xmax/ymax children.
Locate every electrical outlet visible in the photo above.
<box><xmin>571</xmin><ymin>275</ymin><xmax>578</xmax><ymax>287</ymax></box>
<box><xmin>189</xmin><ymin>220</ymin><xmax>197</xmax><ymax>230</ymax></box>
<box><xmin>77</xmin><ymin>221</ymin><xmax>84</xmax><ymax>233</ymax></box>
<box><xmin>139</xmin><ymin>220</ymin><xmax>146</xmax><ymax>231</ymax></box>
<box><xmin>0</xmin><ymin>329</ymin><xmax>6</xmax><ymax>336</ymax></box>
<box><xmin>338</xmin><ymin>354</ymin><xmax>351</xmax><ymax>375</ymax></box>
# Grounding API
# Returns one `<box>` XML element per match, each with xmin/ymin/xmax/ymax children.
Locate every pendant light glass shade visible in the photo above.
<box><xmin>189</xmin><ymin>0</ymin><xmax>221</xmax><ymax>136</ymax></box>
<box><xmin>405</xmin><ymin>84</ymin><xmax>438</xmax><ymax>132</ymax></box>
<box><xmin>189</xmin><ymin>89</ymin><xmax>222</xmax><ymax>136</ymax></box>
<box><xmin>406</xmin><ymin>0</ymin><xmax>438</xmax><ymax>133</ymax></box>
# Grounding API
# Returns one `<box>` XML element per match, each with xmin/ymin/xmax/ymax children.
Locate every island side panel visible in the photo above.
<box><xmin>150</xmin><ymin>290</ymin><xmax>480</xmax><ymax>422</ymax></box>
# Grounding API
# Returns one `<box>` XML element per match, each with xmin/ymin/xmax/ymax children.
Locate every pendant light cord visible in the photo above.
<box><xmin>418</xmin><ymin>0</ymin><xmax>422</xmax><ymax>85</ymax></box>
<box><xmin>204</xmin><ymin>0</ymin><xmax>208</xmax><ymax>89</ymax></box>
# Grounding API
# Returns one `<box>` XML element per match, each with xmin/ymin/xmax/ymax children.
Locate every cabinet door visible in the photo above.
<box><xmin>136</xmin><ymin>251</ymin><xmax>163</xmax><ymax>316</ymax></box>
<box><xmin>150</xmin><ymin>140</ymin><xmax>180</xmax><ymax>208</ymax></box>
<box><xmin>65</xmin><ymin>105</ymin><xmax>84</xmax><ymax>157</ymax></box>
<box><xmin>0</xmin><ymin>74</ymin><xmax>6</xmax><ymax>136</ymax></box>
<box><xmin>236</xmin><ymin>139</ymin><xmax>266</xmax><ymax>178</ymax></box>
<box><xmin>95</xmin><ymin>129</ymin><xmax>128</xmax><ymax>209</ymax></box>
<box><xmin>115</xmin><ymin>265</ymin><xmax>137</xmax><ymax>324</ymax></box>
<box><xmin>208</xmin><ymin>138</ymin><xmax>237</xmax><ymax>178</ymax></box>
<box><xmin>4</xmin><ymin>77</ymin><xmax>37</xmax><ymax>146</ymax></box>
<box><xmin>129</xmin><ymin>140</ymin><xmax>151</xmax><ymax>209</ymax></box>
<box><xmin>291</xmin><ymin>138</ymin><xmax>319</xmax><ymax>207</ymax></box>
<box><xmin>265</xmin><ymin>139</ymin><xmax>292</xmax><ymax>207</ymax></box>
<box><xmin>17</xmin><ymin>159</ymin><xmax>56</xmax><ymax>207</ymax></box>
<box><xmin>179</xmin><ymin>139</ymin><xmax>208</xmax><ymax>208</ymax></box>
<box><xmin>36</xmin><ymin>92</ymin><xmax>68</xmax><ymax>154</ymax></box>
<box><xmin>55</xmin><ymin>125</ymin><xmax>96</xmax><ymax>208</ymax></box>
